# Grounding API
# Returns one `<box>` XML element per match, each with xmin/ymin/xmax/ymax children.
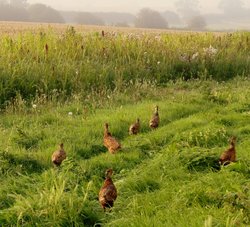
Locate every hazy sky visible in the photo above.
<box><xmin>26</xmin><ymin>0</ymin><xmax>250</xmax><ymax>13</ymax></box>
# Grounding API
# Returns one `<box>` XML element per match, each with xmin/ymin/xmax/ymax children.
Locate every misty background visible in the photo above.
<box><xmin>0</xmin><ymin>0</ymin><xmax>250</xmax><ymax>30</ymax></box>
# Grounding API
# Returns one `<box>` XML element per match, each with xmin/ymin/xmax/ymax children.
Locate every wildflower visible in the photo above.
<box><xmin>154</xmin><ymin>35</ymin><xmax>161</xmax><ymax>41</ymax></box>
<box><xmin>157</xmin><ymin>61</ymin><xmax>161</xmax><ymax>65</ymax></box>
<box><xmin>179</xmin><ymin>53</ymin><xmax>189</xmax><ymax>62</ymax></box>
<box><xmin>203</xmin><ymin>45</ymin><xmax>218</xmax><ymax>56</ymax></box>
<box><xmin>111</xmin><ymin>31</ymin><xmax>118</xmax><ymax>37</ymax></box>
<box><xmin>191</xmin><ymin>52</ymin><xmax>199</xmax><ymax>61</ymax></box>
<box><xmin>32</xmin><ymin>104</ymin><xmax>37</xmax><ymax>109</ymax></box>
<box><xmin>68</xmin><ymin>112</ymin><xmax>73</xmax><ymax>116</ymax></box>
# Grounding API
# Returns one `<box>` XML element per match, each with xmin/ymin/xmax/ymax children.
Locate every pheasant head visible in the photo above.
<box><xmin>105</xmin><ymin>168</ymin><xmax>113</xmax><ymax>178</ymax></box>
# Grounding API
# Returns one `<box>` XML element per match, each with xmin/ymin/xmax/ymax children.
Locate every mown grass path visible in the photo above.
<box><xmin>0</xmin><ymin>79</ymin><xmax>249</xmax><ymax>226</ymax></box>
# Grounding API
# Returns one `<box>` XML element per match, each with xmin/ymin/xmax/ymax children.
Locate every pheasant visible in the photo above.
<box><xmin>51</xmin><ymin>143</ymin><xmax>67</xmax><ymax>167</ymax></box>
<box><xmin>129</xmin><ymin>118</ymin><xmax>140</xmax><ymax>135</ymax></box>
<box><xmin>99</xmin><ymin>168</ymin><xmax>117</xmax><ymax>211</ymax></box>
<box><xmin>219</xmin><ymin>136</ymin><xmax>237</xmax><ymax>165</ymax></box>
<box><xmin>149</xmin><ymin>105</ymin><xmax>159</xmax><ymax>129</ymax></box>
<box><xmin>103</xmin><ymin>123</ymin><xmax>121</xmax><ymax>154</ymax></box>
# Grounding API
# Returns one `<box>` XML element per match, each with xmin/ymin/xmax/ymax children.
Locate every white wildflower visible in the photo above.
<box><xmin>154</xmin><ymin>35</ymin><xmax>161</xmax><ymax>41</ymax></box>
<box><xmin>157</xmin><ymin>61</ymin><xmax>161</xmax><ymax>65</ymax></box>
<box><xmin>203</xmin><ymin>45</ymin><xmax>218</xmax><ymax>56</ymax></box>
<box><xmin>112</xmin><ymin>32</ymin><xmax>118</xmax><ymax>38</ymax></box>
<box><xmin>179</xmin><ymin>53</ymin><xmax>189</xmax><ymax>62</ymax></box>
<box><xmin>191</xmin><ymin>52</ymin><xmax>199</xmax><ymax>61</ymax></box>
<box><xmin>32</xmin><ymin>104</ymin><xmax>37</xmax><ymax>109</ymax></box>
<box><xmin>68</xmin><ymin>112</ymin><xmax>73</xmax><ymax>116</ymax></box>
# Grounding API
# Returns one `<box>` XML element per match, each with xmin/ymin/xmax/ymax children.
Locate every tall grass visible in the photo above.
<box><xmin>0</xmin><ymin>28</ymin><xmax>249</xmax><ymax>107</ymax></box>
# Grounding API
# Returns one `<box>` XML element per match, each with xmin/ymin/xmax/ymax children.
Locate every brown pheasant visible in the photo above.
<box><xmin>103</xmin><ymin>123</ymin><xmax>121</xmax><ymax>154</ymax></box>
<box><xmin>149</xmin><ymin>105</ymin><xmax>159</xmax><ymax>129</ymax></box>
<box><xmin>129</xmin><ymin>118</ymin><xmax>140</xmax><ymax>135</ymax></box>
<box><xmin>219</xmin><ymin>136</ymin><xmax>237</xmax><ymax>165</ymax></box>
<box><xmin>99</xmin><ymin>168</ymin><xmax>117</xmax><ymax>211</ymax></box>
<box><xmin>51</xmin><ymin>143</ymin><xmax>67</xmax><ymax>167</ymax></box>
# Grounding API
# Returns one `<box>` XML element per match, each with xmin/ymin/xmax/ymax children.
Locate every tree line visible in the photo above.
<box><xmin>0</xmin><ymin>0</ymin><xmax>250</xmax><ymax>30</ymax></box>
<box><xmin>0</xmin><ymin>0</ymin><xmax>64</xmax><ymax>23</ymax></box>
<box><xmin>0</xmin><ymin>0</ymin><xmax>206</xmax><ymax>30</ymax></box>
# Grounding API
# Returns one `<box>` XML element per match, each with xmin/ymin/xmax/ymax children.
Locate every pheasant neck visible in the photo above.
<box><xmin>104</xmin><ymin>126</ymin><xmax>110</xmax><ymax>136</ymax></box>
<box><xmin>104</xmin><ymin>177</ymin><xmax>113</xmax><ymax>185</ymax></box>
<box><xmin>230</xmin><ymin>143</ymin><xmax>235</xmax><ymax>149</ymax></box>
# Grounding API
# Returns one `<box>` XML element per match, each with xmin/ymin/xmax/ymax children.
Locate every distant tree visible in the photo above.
<box><xmin>135</xmin><ymin>8</ymin><xmax>168</xmax><ymax>29</ymax></box>
<box><xmin>161</xmin><ymin>10</ymin><xmax>181</xmax><ymax>27</ymax></box>
<box><xmin>74</xmin><ymin>12</ymin><xmax>105</xmax><ymax>25</ymax></box>
<box><xmin>187</xmin><ymin>15</ymin><xmax>206</xmax><ymax>30</ymax></box>
<box><xmin>93</xmin><ymin>12</ymin><xmax>135</xmax><ymax>25</ymax></box>
<box><xmin>28</xmin><ymin>4</ymin><xmax>64</xmax><ymax>23</ymax></box>
<box><xmin>0</xmin><ymin>4</ymin><xmax>29</xmax><ymax>21</ymax></box>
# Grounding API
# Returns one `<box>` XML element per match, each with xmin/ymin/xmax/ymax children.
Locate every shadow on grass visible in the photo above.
<box><xmin>180</xmin><ymin>151</ymin><xmax>221</xmax><ymax>172</ymax></box>
<box><xmin>76</xmin><ymin>145</ymin><xmax>107</xmax><ymax>159</ymax></box>
<box><xmin>0</xmin><ymin>151</ymin><xmax>46</xmax><ymax>175</ymax></box>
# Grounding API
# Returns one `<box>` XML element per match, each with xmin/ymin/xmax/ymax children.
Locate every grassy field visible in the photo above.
<box><xmin>0</xmin><ymin>24</ymin><xmax>249</xmax><ymax>226</ymax></box>
<box><xmin>0</xmin><ymin>24</ymin><xmax>249</xmax><ymax>108</ymax></box>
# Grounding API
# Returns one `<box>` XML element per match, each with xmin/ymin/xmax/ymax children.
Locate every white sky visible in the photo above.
<box><xmin>26</xmin><ymin>0</ymin><xmax>250</xmax><ymax>13</ymax></box>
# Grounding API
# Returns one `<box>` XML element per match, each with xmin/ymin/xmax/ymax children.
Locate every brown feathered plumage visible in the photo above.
<box><xmin>149</xmin><ymin>105</ymin><xmax>159</xmax><ymax>129</ymax></box>
<box><xmin>51</xmin><ymin>143</ymin><xmax>67</xmax><ymax>166</ymax></box>
<box><xmin>103</xmin><ymin>123</ymin><xmax>121</xmax><ymax>154</ymax></box>
<box><xmin>99</xmin><ymin>168</ymin><xmax>117</xmax><ymax>211</ymax></box>
<box><xmin>219</xmin><ymin>136</ymin><xmax>237</xmax><ymax>165</ymax></box>
<box><xmin>129</xmin><ymin>118</ymin><xmax>140</xmax><ymax>135</ymax></box>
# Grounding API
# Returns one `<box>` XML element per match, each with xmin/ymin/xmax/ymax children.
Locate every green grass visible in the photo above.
<box><xmin>0</xmin><ymin>28</ymin><xmax>249</xmax><ymax>108</ymax></box>
<box><xmin>0</xmin><ymin>77</ymin><xmax>250</xmax><ymax>226</ymax></box>
<box><xmin>0</xmin><ymin>27</ymin><xmax>250</xmax><ymax>226</ymax></box>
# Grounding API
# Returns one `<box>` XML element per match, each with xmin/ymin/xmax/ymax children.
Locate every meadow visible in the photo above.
<box><xmin>0</xmin><ymin>24</ymin><xmax>249</xmax><ymax>226</ymax></box>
